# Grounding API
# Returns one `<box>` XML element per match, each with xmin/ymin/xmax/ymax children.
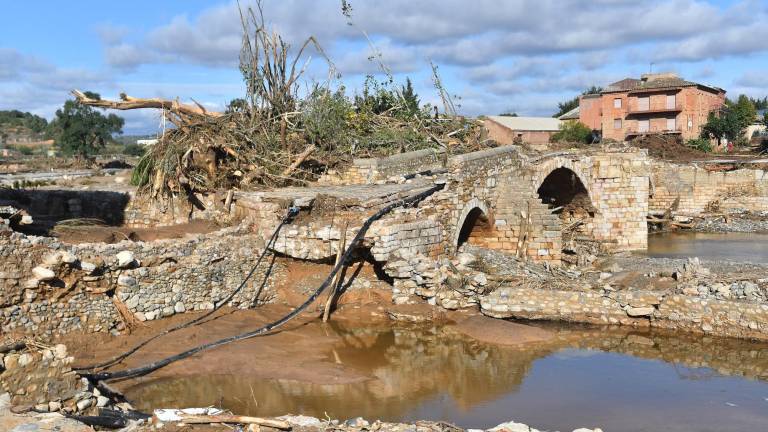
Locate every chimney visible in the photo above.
<box><xmin>641</xmin><ymin>72</ymin><xmax>679</xmax><ymax>82</ymax></box>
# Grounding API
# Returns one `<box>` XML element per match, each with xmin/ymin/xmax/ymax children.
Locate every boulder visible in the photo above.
<box><xmin>116</xmin><ymin>251</ymin><xmax>136</xmax><ymax>268</ymax></box>
<box><xmin>53</xmin><ymin>344</ymin><xmax>68</xmax><ymax>360</ymax></box>
<box><xmin>59</xmin><ymin>251</ymin><xmax>78</xmax><ymax>265</ymax></box>
<box><xmin>79</xmin><ymin>261</ymin><xmax>97</xmax><ymax>274</ymax></box>
<box><xmin>626</xmin><ymin>306</ymin><xmax>654</xmax><ymax>317</ymax></box>
<box><xmin>31</xmin><ymin>266</ymin><xmax>55</xmax><ymax>281</ymax></box>
<box><xmin>117</xmin><ymin>275</ymin><xmax>137</xmax><ymax>287</ymax></box>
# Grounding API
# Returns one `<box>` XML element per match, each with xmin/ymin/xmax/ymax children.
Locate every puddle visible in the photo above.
<box><xmin>647</xmin><ymin>232</ymin><xmax>768</xmax><ymax>263</ymax></box>
<box><xmin>124</xmin><ymin>323</ymin><xmax>768</xmax><ymax>431</ymax></box>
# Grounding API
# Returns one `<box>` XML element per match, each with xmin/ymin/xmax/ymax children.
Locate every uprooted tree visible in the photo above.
<box><xmin>73</xmin><ymin>1</ymin><xmax>487</xmax><ymax>202</ymax></box>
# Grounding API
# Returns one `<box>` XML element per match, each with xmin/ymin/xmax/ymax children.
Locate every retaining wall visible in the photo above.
<box><xmin>481</xmin><ymin>286</ymin><xmax>768</xmax><ymax>341</ymax></box>
<box><xmin>650</xmin><ymin>162</ymin><xmax>768</xmax><ymax>216</ymax></box>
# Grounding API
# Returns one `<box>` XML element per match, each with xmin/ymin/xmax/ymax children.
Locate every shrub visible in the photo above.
<box><xmin>300</xmin><ymin>85</ymin><xmax>353</xmax><ymax>151</ymax></box>
<box><xmin>686</xmin><ymin>138</ymin><xmax>712</xmax><ymax>153</ymax></box>
<box><xmin>551</xmin><ymin>121</ymin><xmax>592</xmax><ymax>144</ymax></box>
<box><xmin>123</xmin><ymin>143</ymin><xmax>146</xmax><ymax>156</ymax></box>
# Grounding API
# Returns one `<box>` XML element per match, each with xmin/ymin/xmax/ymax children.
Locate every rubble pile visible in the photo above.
<box><xmin>0</xmin><ymin>342</ymin><xmax>120</xmax><ymax>415</ymax></box>
<box><xmin>1</xmin><ymin>225</ymin><xmax>283</xmax><ymax>337</ymax></box>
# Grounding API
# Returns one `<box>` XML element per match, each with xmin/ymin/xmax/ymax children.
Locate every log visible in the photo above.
<box><xmin>71</xmin><ymin>90</ymin><xmax>223</xmax><ymax>119</ymax></box>
<box><xmin>281</xmin><ymin>144</ymin><xmax>316</xmax><ymax>176</ymax></box>
<box><xmin>323</xmin><ymin>223</ymin><xmax>347</xmax><ymax>323</ymax></box>
<box><xmin>179</xmin><ymin>414</ymin><xmax>291</xmax><ymax>429</ymax></box>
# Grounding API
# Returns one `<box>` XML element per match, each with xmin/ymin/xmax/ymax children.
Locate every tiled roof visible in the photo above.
<box><xmin>486</xmin><ymin>116</ymin><xmax>562</xmax><ymax>131</ymax></box>
<box><xmin>603</xmin><ymin>75</ymin><xmax>722</xmax><ymax>94</ymax></box>
<box><xmin>558</xmin><ymin>106</ymin><xmax>580</xmax><ymax>120</ymax></box>
<box><xmin>604</xmin><ymin>78</ymin><xmax>641</xmax><ymax>92</ymax></box>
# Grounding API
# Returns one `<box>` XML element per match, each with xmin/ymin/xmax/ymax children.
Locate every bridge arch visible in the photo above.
<box><xmin>531</xmin><ymin>157</ymin><xmax>594</xmax><ymax>204</ymax></box>
<box><xmin>454</xmin><ymin>198</ymin><xmax>493</xmax><ymax>249</ymax></box>
<box><xmin>536</xmin><ymin>167</ymin><xmax>593</xmax><ymax>214</ymax></box>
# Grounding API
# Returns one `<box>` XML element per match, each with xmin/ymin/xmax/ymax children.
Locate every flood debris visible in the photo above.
<box><xmin>72</xmin><ymin>3</ymin><xmax>487</xmax><ymax>204</ymax></box>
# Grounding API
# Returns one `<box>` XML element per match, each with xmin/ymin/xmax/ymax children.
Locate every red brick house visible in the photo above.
<box><xmin>578</xmin><ymin>73</ymin><xmax>726</xmax><ymax>142</ymax></box>
<box><xmin>484</xmin><ymin>115</ymin><xmax>563</xmax><ymax>148</ymax></box>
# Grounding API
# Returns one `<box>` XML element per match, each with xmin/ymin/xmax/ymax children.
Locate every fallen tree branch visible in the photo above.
<box><xmin>281</xmin><ymin>144</ymin><xmax>316</xmax><ymax>176</ymax></box>
<box><xmin>179</xmin><ymin>414</ymin><xmax>291</xmax><ymax>429</ymax></box>
<box><xmin>72</xmin><ymin>90</ymin><xmax>223</xmax><ymax>121</ymax></box>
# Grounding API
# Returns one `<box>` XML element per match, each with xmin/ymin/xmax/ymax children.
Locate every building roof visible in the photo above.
<box><xmin>486</xmin><ymin>116</ymin><xmax>563</xmax><ymax>132</ymax></box>
<box><xmin>603</xmin><ymin>73</ymin><xmax>723</xmax><ymax>94</ymax></box>
<box><xmin>558</xmin><ymin>106</ymin><xmax>580</xmax><ymax>120</ymax></box>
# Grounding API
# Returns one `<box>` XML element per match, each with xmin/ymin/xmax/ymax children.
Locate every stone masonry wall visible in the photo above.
<box><xmin>0</xmin><ymin>227</ymin><xmax>282</xmax><ymax>338</ymax></box>
<box><xmin>481</xmin><ymin>286</ymin><xmax>768</xmax><ymax>341</ymax></box>
<box><xmin>650</xmin><ymin>162</ymin><xmax>768</xmax><ymax>216</ymax></box>
<box><xmin>319</xmin><ymin>149</ymin><xmax>446</xmax><ymax>185</ymax></box>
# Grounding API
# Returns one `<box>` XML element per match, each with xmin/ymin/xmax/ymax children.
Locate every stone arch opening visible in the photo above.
<box><xmin>537</xmin><ymin>167</ymin><xmax>597</xmax><ymax>264</ymax></box>
<box><xmin>456</xmin><ymin>207</ymin><xmax>493</xmax><ymax>249</ymax></box>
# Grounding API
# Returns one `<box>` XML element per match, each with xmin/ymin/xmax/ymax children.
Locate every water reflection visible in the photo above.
<box><xmin>647</xmin><ymin>232</ymin><xmax>768</xmax><ymax>263</ymax></box>
<box><xmin>125</xmin><ymin>323</ymin><xmax>768</xmax><ymax>431</ymax></box>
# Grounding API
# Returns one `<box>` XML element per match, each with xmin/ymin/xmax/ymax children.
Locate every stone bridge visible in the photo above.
<box><xmin>241</xmin><ymin>145</ymin><xmax>651</xmax><ymax>266</ymax></box>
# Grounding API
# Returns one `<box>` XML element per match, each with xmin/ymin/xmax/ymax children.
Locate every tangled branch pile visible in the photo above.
<box><xmin>73</xmin><ymin>3</ymin><xmax>488</xmax><ymax>200</ymax></box>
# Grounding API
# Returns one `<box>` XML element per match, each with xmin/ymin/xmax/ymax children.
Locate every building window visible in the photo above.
<box><xmin>638</xmin><ymin>119</ymin><xmax>650</xmax><ymax>133</ymax></box>
<box><xmin>638</xmin><ymin>96</ymin><xmax>650</xmax><ymax>111</ymax></box>
<box><xmin>667</xmin><ymin>117</ymin><xmax>676</xmax><ymax>131</ymax></box>
<box><xmin>614</xmin><ymin>118</ymin><xmax>622</xmax><ymax>129</ymax></box>
<box><xmin>614</xmin><ymin>98</ymin><xmax>622</xmax><ymax>108</ymax></box>
<box><xmin>666</xmin><ymin>94</ymin><xmax>676</xmax><ymax>109</ymax></box>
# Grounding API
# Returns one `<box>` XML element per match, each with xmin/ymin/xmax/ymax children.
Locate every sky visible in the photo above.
<box><xmin>1</xmin><ymin>0</ymin><xmax>767</xmax><ymax>134</ymax></box>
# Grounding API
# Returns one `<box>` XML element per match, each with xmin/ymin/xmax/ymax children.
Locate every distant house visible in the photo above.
<box><xmin>483</xmin><ymin>116</ymin><xmax>563</xmax><ymax>148</ymax></box>
<box><xmin>137</xmin><ymin>139</ymin><xmax>159</xmax><ymax>146</ymax></box>
<box><xmin>578</xmin><ymin>73</ymin><xmax>726</xmax><ymax>142</ymax></box>
<box><xmin>558</xmin><ymin>107</ymin><xmax>580</xmax><ymax>122</ymax></box>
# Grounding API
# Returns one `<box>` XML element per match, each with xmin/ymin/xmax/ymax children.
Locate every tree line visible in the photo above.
<box><xmin>0</xmin><ymin>92</ymin><xmax>127</xmax><ymax>157</ymax></box>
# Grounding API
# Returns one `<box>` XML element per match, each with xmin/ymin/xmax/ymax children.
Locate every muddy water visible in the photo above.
<box><xmin>125</xmin><ymin>323</ymin><xmax>768</xmax><ymax>432</ymax></box>
<box><xmin>647</xmin><ymin>232</ymin><xmax>768</xmax><ymax>262</ymax></box>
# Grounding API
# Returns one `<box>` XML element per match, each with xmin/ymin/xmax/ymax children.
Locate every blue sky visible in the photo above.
<box><xmin>1</xmin><ymin>0</ymin><xmax>767</xmax><ymax>134</ymax></box>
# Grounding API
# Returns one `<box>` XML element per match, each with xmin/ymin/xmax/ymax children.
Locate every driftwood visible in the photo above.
<box><xmin>323</xmin><ymin>223</ymin><xmax>347</xmax><ymax>323</ymax></box>
<box><xmin>179</xmin><ymin>414</ymin><xmax>291</xmax><ymax>429</ymax></box>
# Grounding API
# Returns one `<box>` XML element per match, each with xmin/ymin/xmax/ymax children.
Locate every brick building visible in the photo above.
<box><xmin>483</xmin><ymin>115</ymin><xmax>562</xmax><ymax>149</ymax></box>
<box><xmin>578</xmin><ymin>73</ymin><xmax>726</xmax><ymax>142</ymax></box>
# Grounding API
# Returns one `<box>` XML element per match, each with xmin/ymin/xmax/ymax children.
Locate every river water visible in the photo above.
<box><xmin>647</xmin><ymin>232</ymin><xmax>768</xmax><ymax>263</ymax></box>
<box><xmin>125</xmin><ymin>323</ymin><xmax>768</xmax><ymax>432</ymax></box>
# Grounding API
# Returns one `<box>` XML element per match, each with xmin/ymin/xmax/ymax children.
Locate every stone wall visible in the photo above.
<box><xmin>481</xmin><ymin>286</ymin><xmax>768</xmax><ymax>341</ymax></box>
<box><xmin>650</xmin><ymin>162</ymin><xmax>768</xmax><ymax>216</ymax></box>
<box><xmin>320</xmin><ymin>149</ymin><xmax>446</xmax><ymax>185</ymax></box>
<box><xmin>0</xmin><ymin>344</ymin><xmax>81</xmax><ymax>411</ymax></box>
<box><xmin>0</xmin><ymin>227</ymin><xmax>282</xmax><ymax>337</ymax></box>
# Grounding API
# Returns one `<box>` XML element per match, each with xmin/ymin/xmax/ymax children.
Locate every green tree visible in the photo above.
<box><xmin>226</xmin><ymin>98</ymin><xmax>248</xmax><ymax>113</ymax></box>
<box><xmin>498</xmin><ymin>112</ymin><xmax>518</xmax><ymax>117</ymax></box>
<box><xmin>732</xmin><ymin>94</ymin><xmax>757</xmax><ymax>128</ymax></box>
<box><xmin>551</xmin><ymin>121</ymin><xmax>592</xmax><ymax>144</ymax></box>
<box><xmin>400</xmin><ymin>78</ymin><xmax>420</xmax><ymax>116</ymax></box>
<box><xmin>701</xmin><ymin>110</ymin><xmax>743</xmax><ymax>146</ymax></box>
<box><xmin>48</xmin><ymin>92</ymin><xmax>124</xmax><ymax>157</ymax></box>
<box><xmin>553</xmin><ymin>86</ymin><xmax>603</xmax><ymax>118</ymax></box>
<box><xmin>748</xmin><ymin>96</ymin><xmax>768</xmax><ymax>110</ymax></box>
<box><xmin>702</xmin><ymin>95</ymin><xmax>757</xmax><ymax>147</ymax></box>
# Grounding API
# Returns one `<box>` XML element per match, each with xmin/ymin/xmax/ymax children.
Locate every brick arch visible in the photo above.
<box><xmin>453</xmin><ymin>198</ymin><xmax>491</xmax><ymax>250</ymax></box>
